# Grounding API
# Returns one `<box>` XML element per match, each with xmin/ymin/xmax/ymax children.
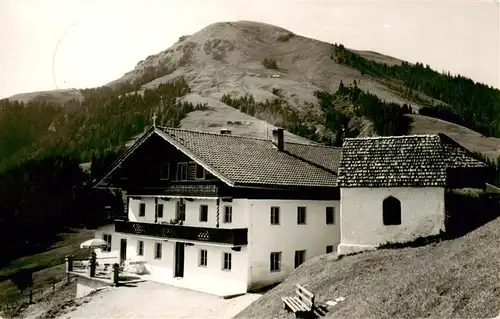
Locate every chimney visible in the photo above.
<box><xmin>220</xmin><ymin>128</ymin><xmax>231</xmax><ymax>135</ymax></box>
<box><xmin>272</xmin><ymin>128</ymin><xmax>284</xmax><ymax>151</ymax></box>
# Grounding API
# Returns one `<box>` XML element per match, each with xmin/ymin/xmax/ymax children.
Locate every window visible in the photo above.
<box><xmin>195</xmin><ymin>164</ymin><xmax>205</xmax><ymax>180</ymax></box>
<box><xmin>223</xmin><ymin>206</ymin><xmax>232</xmax><ymax>223</ymax></box>
<box><xmin>270</xmin><ymin>252</ymin><xmax>282</xmax><ymax>272</ymax></box>
<box><xmin>199</xmin><ymin>205</ymin><xmax>208</xmax><ymax>222</ymax></box>
<box><xmin>176</xmin><ymin>201</ymin><xmax>186</xmax><ymax>221</ymax></box>
<box><xmin>383</xmin><ymin>196</ymin><xmax>402</xmax><ymax>225</ymax></box>
<box><xmin>294</xmin><ymin>250</ymin><xmax>306</xmax><ymax>268</ymax></box>
<box><xmin>187</xmin><ymin>162</ymin><xmax>197</xmax><ymax>180</ymax></box>
<box><xmin>102</xmin><ymin>234</ymin><xmax>112</xmax><ymax>252</ymax></box>
<box><xmin>326</xmin><ymin>245</ymin><xmax>334</xmax><ymax>254</ymax></box>
<box><xmin>199</xmin><ymin>249</ymin><xmax>207</xmax><ymax>267</ymax></box>
<box><xmin>223</xmin><ymin>252</ymin><xmax>232</xmax><ymax>271</ymax></box>
<box><xmin>270</xmin><ymin>206</ymin><xmax>280</xmax><ymax>225</ymax></box>
<box><xmin>138</xmin><ymin>240</ymin><xmax>144</xmax><ymax>256</ymax></box>
<box><xmin>160</xmin><ymin>163</ymin><xmax>170</xmax><ymax>180</ymax></box>
<box><xmin>157</xmin><ymin>204</ymin><xmax>164</xmax><ymax>218</ymax></box>
<box><xmin>297</xmin><ymin>207</ymin><xmax>307</xmax><ymax>224</ymax></box>
<box><xmin>155</xmin><ymin>242</ymin><xmax>162</xmax><ymax>259</ymax></box>
<box><xmin>326</xmin><ymin>207</ymin><xmax>335</xmax><ymax>224</ymax></box>
<box><xmin>177</xmin><ymin>162</ymin><xmax>188</xmax><ymax>181</ymax></box>
<box><xmin>183</xmin><ymin>162</ymin><xmax>206</xmax><ymax>180</ymax></box>
<box><xmin>139</xmin><ymin>203</ymin><xmax>146</xmax><ymax>217</ymax></box>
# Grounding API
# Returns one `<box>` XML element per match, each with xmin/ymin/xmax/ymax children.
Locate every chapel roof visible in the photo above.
<box><xmin>337</xmin><ymin>133</ymin><xmax>487</xmax><ymax>188</ymax></box>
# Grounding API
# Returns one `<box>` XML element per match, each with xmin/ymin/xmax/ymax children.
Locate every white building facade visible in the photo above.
<box><xmin>93</xmin><ymin>126</ymin><xmax>341</xmax><ymax>295</ymax></box>
<box><xmin>338</xmin><ymin>187</ymin><xmax>445</xmax><ymax>255</ymax></box>
<box><xmin>96</xmin><ymin>197</ymin><xmax>340</xmax><ymax>294</ymax></box>
<box><xmin>336</xmin><ymin>134</ymin><xmax>489</xmax><ymax>255</ymax></box>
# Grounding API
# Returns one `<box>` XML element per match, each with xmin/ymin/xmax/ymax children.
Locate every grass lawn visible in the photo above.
<box><xmin>0</xmin><ymin>228</ymin><xmax>93</xmax><ymax>309</ymax></box>
<box><xmin>235</xmin><ymin>216</ymin><xmax>500</xmax><ymax>319</ymax></box>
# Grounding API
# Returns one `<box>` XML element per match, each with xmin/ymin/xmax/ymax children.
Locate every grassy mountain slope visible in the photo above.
<box><xmin>108</xmin><ymin>20</ymin><xmax>429</xmax><ymax>141</ymax></box>
<box><xmin>7</xmin><ymin>21</ymin><xmax>500</xmax><ymax>158</ymax></box>
<box><xmin>236</xmin><ymin>193</ymin><xmax>500</xmax><ymax>318</ymax></box>
<box><xmin>7</xmin><ymin>88</ymin><xmax>84</xmax><ymax>105</ymax></box>
<box><xmin>409</xmin><ymin>114</ymin><xmax>500</xmax><ymax>159</ymax></box>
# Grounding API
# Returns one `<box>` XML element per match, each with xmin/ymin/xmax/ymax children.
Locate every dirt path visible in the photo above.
<box><xmin>57</xmin><ymin>281</ymin><xmax>261</xmax><ymax>319</ymax></box>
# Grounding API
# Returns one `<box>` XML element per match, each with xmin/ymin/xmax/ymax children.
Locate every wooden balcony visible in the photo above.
<box><xmin>115</xmin><ymin>181</ymin><xmax>225</xmax><ymax>197</ymax></box>
<box><xmin>125</xmin><ymin>183</ymin><xmax>222</xmax><ymax>197</ymax></box>
<box><xmin>114</xmin><ymin>221</ymin><xmax>248</xmax><ymax>246</ymax></box>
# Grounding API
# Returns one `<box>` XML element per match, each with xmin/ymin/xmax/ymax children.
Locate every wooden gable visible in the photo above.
<box><xmin>102</xmin><ymin>133</ymin><xmax>218</xmax><ymax>189</ymax></box>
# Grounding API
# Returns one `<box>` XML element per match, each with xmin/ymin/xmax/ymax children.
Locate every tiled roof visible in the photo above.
<box><xmin>337</xmin><ymin>133</ymin><xmax>487</xmax><ymax>188</ymax></box>
<box><xmin>155</xmin><ymin>127</ymin><xmax>341</xmax><ymax>188</ymax></box>
<box><xmin>283</xmin><ymin>142</ymin><xmax>340</xmax><ymax>172</ymax></box>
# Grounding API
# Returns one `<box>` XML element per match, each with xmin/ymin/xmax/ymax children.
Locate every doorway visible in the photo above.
<box><xmin>120</xmin><ymin>239</ymin><xmax>127</xmax><ymax>264</ymax></box>
<box><xmin>174</xmin><ymin>242</ymin><xmax>185</xmax><ymax>278</ymax></box>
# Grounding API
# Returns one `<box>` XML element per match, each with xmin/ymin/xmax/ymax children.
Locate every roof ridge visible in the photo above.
<box><xmin>158</xmin><ymin>126</ymin><xmax>273</xmax><ymax>142</ymax></box>
<box><xmin>157</xmin><ymin>126</ymin><xmax>338</xmax><ymax>148</ymax></box>
<box><xmin>343</xmin><ymin>134</ymin><xmax>439</xmax><ymax>141</ymax></box>
<box><xmin>284</xmin><ymin>140</ymin><xmax>341</xmax><ymax>150</ymax></box>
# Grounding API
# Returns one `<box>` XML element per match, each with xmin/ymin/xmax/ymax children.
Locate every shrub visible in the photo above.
<box><xmin>271</xmin><ymin>88</ymin><xmax>283</xmax><ymax>97</ymax></box>
<box><xmin>262</xmin><ymin>58</ymin><xmax>278</xmax><ymax>70</ymax></box>
<box><xmin>277</xmin><ymin>33</ymin><xmax>294</xmax><ymax>42</ymax></box>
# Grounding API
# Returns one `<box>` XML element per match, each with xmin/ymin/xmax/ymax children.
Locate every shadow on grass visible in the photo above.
<box><xmin>117</xmin><ymin>283</ymin><xmax>139</xmax><ymax>288</ymax></box>
<box><xmin>249</xmin><ymin>282</ymin><xmax>280</xmax><ymax>294</ymax></box>
<box><xmin>282</xmin><ymin>304</ymin><xmax>330</xmax><ymax>319</ymax></box>
<box><xmin>379</xmin><ymin>190</ymin><xmax>500</xmax><ymax>250</ymax></box>
<box><xmin>311</xmin><ymin>304</ymin><xmax>330</xmax><ymax>318</ymax></box>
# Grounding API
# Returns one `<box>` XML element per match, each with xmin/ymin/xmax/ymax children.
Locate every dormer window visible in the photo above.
<box><xmin>177</xmin><ymin>162</ymin><xmax>188</xmax><ymax>181</ymax></box>
<box><xmin>160</xmin><ymin>163</ymin><xmax>170</xmax><ymax>180</ymax></box>
<box><xmin>186</xmin><ymin>161</ymin><xmax>206</xmax><ymax>180</ymax></box>
<box><xmin>188</xmin><ymin>162</ymin><xmax>197</xmax><ymax>180</ymax></box>
<box><xmin>195</xmin><ymin>164</ymin><xmax>205</xmax><ymax>180</ymax></box>
<box><xmin>175</xmin><ymin>161</ymin><xmax>205</xmax><ymax>181</ymax></box>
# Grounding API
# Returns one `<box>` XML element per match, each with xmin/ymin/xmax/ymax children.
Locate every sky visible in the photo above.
<box><xmin>0</xmin><ymin>0</ymin><xmax>499</xmax><ymax>98</ymax></box>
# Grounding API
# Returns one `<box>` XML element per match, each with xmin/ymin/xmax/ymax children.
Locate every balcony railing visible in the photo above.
<box><xmin>114</xmin><ymin>221</ymin><xmax>248</xmax><ymax>246</ymax></box>
<box><xmin>126</xmin><ymin>184</ymin><xmax>221</xmax><ymax>197</ymax></box>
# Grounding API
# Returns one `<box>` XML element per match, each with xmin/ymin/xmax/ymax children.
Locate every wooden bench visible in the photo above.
<box><xmin>281</xmin><ymin>284</ymin><xmax>315</xmax><ymax>318</ymax></box>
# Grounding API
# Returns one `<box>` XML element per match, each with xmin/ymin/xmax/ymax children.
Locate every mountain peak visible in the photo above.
<box><xmin>194</xmin><ymin>20</ymin><xmax>293</xmax><ymax>34</ymax></box>
<box><xmin>6</xmin><ymin>20</ymin><xmax>500</xmax><ymax>161</ymax></box>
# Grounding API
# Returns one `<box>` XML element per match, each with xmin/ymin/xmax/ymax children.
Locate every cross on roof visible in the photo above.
<box><xmin>152</xmin><ymin>112</ymin><xmax>157</xmax><ymax>127</ymax></box>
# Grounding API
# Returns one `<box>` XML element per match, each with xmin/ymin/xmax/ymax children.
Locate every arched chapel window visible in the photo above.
<box><xmin>383</xmin><ymin>196</ymin><xmax>401</xmax><ymax>225</ymax></box>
